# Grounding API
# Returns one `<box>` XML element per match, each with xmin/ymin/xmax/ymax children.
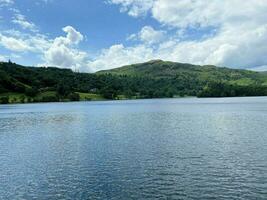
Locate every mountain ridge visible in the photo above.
<box><xmin>97</xmin><ymin>60</ymin><xmax>266</xmax><ymax>82</ymax></box>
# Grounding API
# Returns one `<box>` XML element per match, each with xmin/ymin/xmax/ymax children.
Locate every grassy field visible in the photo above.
<box><xmin>116</xmin><ymin>95</ymin><xmax>128</xmax><ymax>100</ymax></box>
<box><xmin>0</xmin><ymin>91</ymin><xmax>107</xmax><ymax>104</ymax></box>
<box><xmin>229</xmin><ymin>78</ymin><xmax>256</xmax><ymax>86</ymax></box>
<box><xmin>35</xmin><ymin>91</ymin><xmax>57</xmax><ymax>101</ymax></box>
<box><xmin>0</xmin><ymin>91</ymin><xmax>59</xmax><ymax>103</ymax></box>
<box><xmin>78</xmin><ymin>93</ymin><xmax>105</xmax><ymax>101</ymax></box>
<box><xmin>0</xmin><ymin>92</ymin><xmax>29</xmax><ymax>103</ymax></box>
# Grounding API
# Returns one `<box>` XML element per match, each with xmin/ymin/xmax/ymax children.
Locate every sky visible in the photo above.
<box><xmin>0</xmin><ymin>0</ymin><xmax>267</xmax><ymax>72</ymax></box>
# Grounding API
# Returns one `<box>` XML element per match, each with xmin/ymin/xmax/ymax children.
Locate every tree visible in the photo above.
<box><xmin>100</xmin><ymin>86</ymin><xmax>117</xmax><ymax>99</ymax></box>
<box><xmin>40</xmin><ymin>95</ymin><xmax>59</xmax><ymax>102</ymax></box>
<box><xmin>0</xmin><ymin>96</ymin><xmax>9</xmax><ymax>104</ymax></box>
<box><xmin>25</xmin><ymin>87</ymin><xmax>38</xmax><ymax>97</ymax></box>
<box><xmin>20</xmin><ymin>96</ymin><xmax>25</xmax><ymax>103</ymax></box>
<box><xmin>56</xmin><ymin>82</ymin><xmax>71</xmax><ymax>97</ymax></box>
<box><xmin>67</xmin><ymin>93</ymin><xmax>80</xmax><ymax>101</ymax></box>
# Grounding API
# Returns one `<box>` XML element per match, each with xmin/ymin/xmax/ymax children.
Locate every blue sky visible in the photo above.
<box><xmin>0</xmin><ymin>0</ymin><xmax>267</xmax><ymax>72</ymax></box>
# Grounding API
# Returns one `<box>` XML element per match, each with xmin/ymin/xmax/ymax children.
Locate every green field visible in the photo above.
<box><xmin>78</xmin><ymin>93</ymin><xmax>105</xmax><ymax>101</ymax></box>
<box><xmin>0</xmin><ymin>93</ymin><xmax>29</xmax><ymax>103</ymax></box>
<box><xmin>0</xmin><ymin>92</ymin><xmax>107</xmax><ymax>104</ymax></box>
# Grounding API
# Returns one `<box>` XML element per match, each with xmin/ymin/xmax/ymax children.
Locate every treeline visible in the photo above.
<box><xmin>197</xmin><ymin>81</ymin><xmax>267</xmax><ymax>97</ymax></box>
<box><xmin>0</xmin><ymin>61</ymin><xmax>267</xmax><ymax>104</ymax></box>
<box><xmin>0</xmin><ymin>62</ymin><xmax>203</xmax><ymax>103</ymax></box>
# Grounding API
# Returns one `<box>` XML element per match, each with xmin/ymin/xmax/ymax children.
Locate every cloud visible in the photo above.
<box><xmin>62</xmin><ymin>26</ymin><xmax>83</xmax><ymax>45</ymax></box>
<box><xmin>2</xmin><ymin>1</ymin><xmax>267</xmax><ymax>72</ymax></box>
<box><xmin>0</xmin><ymin>33</ymin><xmax>34</xmax><ymax>52</ymax></box>
<box><xmin>249</xmin><ymin>65</ymin><xmax>267</xmax><ymax>72</ymax></box>
<box><xmin>128</xmin><ymin>26</ymin><xmax>165</xmax><ymax>45</ymax></box>
<box><xmin>42</xmin><ymin>26</ymin><xmax>88</xmax><ymax>71</ymax></box>
<box><xmin>88</xmin><ymin>44</ymin><xmax>154</xmax><ymax>71</ymax></box>
<box><xmin>88</xmin><ymin>21</ymin><xmax>267</xmax><ymax>71</ymax></box>
<box><xmin>12</xmin><ymin>13</ymin><xmax>37</xmax><ymax>32</ymax></box>
<box><xmin>107</xmin><ymin>0</ymin><xmax>154</xmax><ymax>17</ymax></box>
<box><xmin>0</xmin><ymin>30</ymin><xmax>51</xmax><ymax>52</ymax></box>
<box><xmin>109</xmin><ymin>0</ymin><xmax>267</xmax><ymax>28</ymax></box>
<box><xmin>0</xmin><ymin>0</ymin><xmax>13</xmax><ymax>3</ymax></box>
<box><xmin>101</xmin><ymin>0</ymin><xmax>267</xmax><ymax>70</ymax></box>
<box><xmin>0</xmin><ymin>0</ymin><xmax>13</xmax><ymax>7</ymax></box>
<box><xmin>0</xmin><ymin>26</ymin><xmax>89</xmax><ymax>71</ymax></box>
<box><xmin>0</xmin><ymin>54</ymin><xmax>7</xmax><ymax>61</ymax></box>
<box><xmin>43</xmin><ymin>44</ymin><xmax>87</xmax><ymax>69</ymax></box>
<box><xmin>41</xmin><ymin>0</ymin><xmax>52</xmax><ymax>3</ymax></box>
<box><xmin>151</xmin><ymin>0</ymin><xmax>267</xmax><ymax>29</ymax></box>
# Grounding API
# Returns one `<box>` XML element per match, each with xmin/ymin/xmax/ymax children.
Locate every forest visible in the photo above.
<box><xmin>1</xmin><ymin>60</ymin><xmax>267</xmax><ymax>104</ymax></box>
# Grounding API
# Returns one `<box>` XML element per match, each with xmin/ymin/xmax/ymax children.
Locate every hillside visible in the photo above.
<box><xmin>98</xmin><ymin>60</ymin><xmax>267</xmax><ymax>84</ymax></box>
<box><xmin>1</xmin><ymin>60</ymin><xmax>267</xmax><ymax>104</ymax></box>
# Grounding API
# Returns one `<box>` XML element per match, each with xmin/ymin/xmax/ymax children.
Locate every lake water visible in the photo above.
<box><xmin>0</xmin><ymin>97</ymin><xmax>267</xmax><ymax>199</ymax></box>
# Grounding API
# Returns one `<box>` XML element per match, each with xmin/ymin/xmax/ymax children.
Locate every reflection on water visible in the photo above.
<box><xmin>0</xmin><ymin>97</ymin><xmax>267</xmax><ymax>199</ymax></box>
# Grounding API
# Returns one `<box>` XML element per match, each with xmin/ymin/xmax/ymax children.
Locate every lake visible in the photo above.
<box><xmin>0</xmin><ymin>97</ymin><xmax>267</xmax><ymax>199</ymax></box>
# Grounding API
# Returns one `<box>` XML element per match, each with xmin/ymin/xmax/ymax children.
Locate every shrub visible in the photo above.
<box><xmin>40</xmin><ymin>95</ymin><xmax>59</xmax><ymax>102</ymax></box>
<box><xmin>20</xmin><ymin>96</ymin><xmax>25</xmax><ymax>103</ymax></box>
<box><xmin>67</xmin><ymin>93</ymin><xmax>80</xmax><ymax>101</ymax></box>
<box><xmin>25</xmin><ymin>87</ymin><xmax>38</xmax><ymax>97</ymax></box>
<box><xmin>0</xmin><ymin>96</ymin><xmax>9</xmax><ymax>104</ymax></box>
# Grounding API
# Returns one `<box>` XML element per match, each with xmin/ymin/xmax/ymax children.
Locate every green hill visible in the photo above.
<box><xmin>1</xmin><ymin>60</ymin><xmax>267</xmax><ymax>104</ymax></box>
<box><xmin>98</xmin><ymin>60</ymin><xmax>267</xmax><ymax>84</ymax></box>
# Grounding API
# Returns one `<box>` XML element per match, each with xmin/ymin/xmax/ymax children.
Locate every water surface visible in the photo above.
<box><xmin>0</xmin><ymin>97</ymin><xmax>267</xmax><ymax>199</ymax></box>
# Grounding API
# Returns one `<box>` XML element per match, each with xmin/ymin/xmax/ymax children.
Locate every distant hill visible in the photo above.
<box><xmin>1</xmin><ymin>60</ymin><xmax>267</xmax><ymax>104</ymax></box>
<box><xmin>98</xmin><ymin>60</ymin><xmax>267</xmax><ymax>84</ymax></box>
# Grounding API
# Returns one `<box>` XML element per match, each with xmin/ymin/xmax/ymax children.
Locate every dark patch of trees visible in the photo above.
<box><xmin>67</xmin><ymin>93</ymin><xmax>80</xmax><ymax>101</ymax></box>
<box><xmin>39</xmin><ymin>95</ymin><xmax>59</xmax><ymax>103</ymax></box>
<box><xmin>0</xmin><ymin>96</ymin><xmax>9</xmax><ymax>104</ymax></box>
<box><xmin>197</xmin><ymin>81</ymin><xmax>267</xmax><ymax>97</ymax></box>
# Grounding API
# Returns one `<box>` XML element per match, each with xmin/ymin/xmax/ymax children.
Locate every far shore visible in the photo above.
<box><xmin>1</xmin><ymin>94</ymin><xmax>266</xmax><ymax>105</ymax></box>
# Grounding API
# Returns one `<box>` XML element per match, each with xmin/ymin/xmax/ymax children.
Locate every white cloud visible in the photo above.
<box><xmin>249</xmin><ymin>65</ymin><xmax>267</xmax><ymax>72</ymax></box>
<box><xmin>107</xmin><ymin>0</ymin><xmax>154</xmax><ymax>17</ymax></box>
<box><xmin>0</xmin><ymin>54</ymin><xmax>7</xmax><ymax>61</ymax></box>
<box><xmin>0</xmin><ymin>30</ymin><xmax>51</xmax><ymax>52</ymax></box>
<box><xmin>110</xmin><ymin>0</ymin><xmax>267</xmax><ymax>28</ymax></box>
<box><xmin>0</xmin><ymin>53</ymin><xmax>21</xmax><ymax>61</ymax></box>
<box><xmin>151</xmin><ymin>0</ymin><xmax>267</xmax><ymax>29</ymax></box>
<box><xmin>12</xmin><ymin>14</ymin><xmax>37</xmax><ymax>32</ymax></box>
<box><xmin>62</xmin><ymin>26</ymin><xmax>83</xmax><ymax>45</ymax></box>
<box><xmin>41</xmin><ymin>0</ymin><xmax>52</xmax><ymax>3</ymax></box>
<box><xmin>0</xmin><ymin>33</ymin><xmax>34</xmax><ymax>52</ymax></box>
<box><xmin>0</xmin><ymin>0</ymin><xmax>13</xmax><ymax>7</ymax></box>
<box><xmin>43</xmin><ymin>44</ymin><xmax>87</xmax><ymax>69</ymax></box>
<box><xmin>88</xmin><ymin>22</ymin><xmax>267</xmax><ymax>71</ymax></box>
<box><xmin>0</xmin><ymin>0</ymin><xmax>13</xmax><ymax>3</ymax></box>
<box><xmin>128</xmin><ymin>26</ymin><xmax>165</xmax><ymax>45</ymax></box>
<box><xmin>2</xmin><ymin>1</ymin><xmax>267</xmax><ymax>72</ymax></box>
<box><xmin>143</xmin><ymin>23</ymin><xmax>267</xmax><ymax>68</ymax></box>
<box><xmin>0</xmin><ymin>26</ymin><xmax>89</xmax><ymax>71</ymax></box>
<box><xmin>28</xmin><ymin>34</ymin><xmax>52</xmax><ymax>52</ymax></box>
<box><xmin>88</xmin><ymin>44</ymin><xmax>154</xmax><ymax>71</ymax></box>
<box><xmin>42</xmin><ymin>26</ymin><xmax>88</xmax><ymax>71</ymax></box>
<box><xmin>103</xmin><ymin>0</ymin><xmax>267</xmax><ymax>70</ymax></box>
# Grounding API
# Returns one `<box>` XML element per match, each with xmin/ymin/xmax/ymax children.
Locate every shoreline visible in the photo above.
<box><xmin>1</xmin><ymin>95</ymin><xmax>267</xmax><ymax>105</ymax></box>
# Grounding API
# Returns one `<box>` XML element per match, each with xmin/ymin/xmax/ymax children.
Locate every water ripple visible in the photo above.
<box><xmin>0</xmin><ymin>98</ymin><xmax>267</xmax><ymax>199</ymax></box>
